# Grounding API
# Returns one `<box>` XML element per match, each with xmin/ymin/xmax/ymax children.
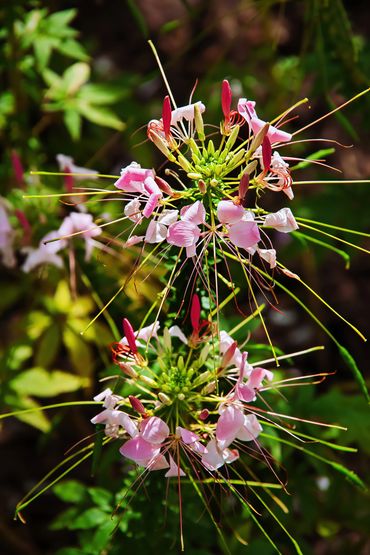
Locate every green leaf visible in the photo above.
<box><xmin>9</xmin><ymin>368</ymin><xmax>89</xmax><ymax>397</ymax></box>
<box><xmin>33</xmin><ymin>37</ymin><xmax>56</xmax><ymax>69</ymax></box>
<box><xmin>63</xmin><ymin>63</ymin><xmax>91</xmax><ymax>95</ymax></box>
<box><xmin>69</xmin><ymin>508</ymin><xmax>107</xmax><ymax>530</ymax></box>
<box><xmin>81</xmin><ymin>84</ymin><xmax>124</xmax><ymax>104</ymax></box>
<box><xmin>53</xmin><ymin>480</ymin><xmax>87</xmax><ymax>503</ymax></box>
<box><xmin>88</xmin><ymin>487</ymin><xmax>113</xmax><ymax>510</ymax></box>
<box><xmin>46</xmin><ymin>9</ymin><xmax>77</xmax><ymax>30</ymax></box>
<box><xmin>35</xmin><ymin>323</ymin><xmax>61</xmax><ymax>368</ymax></box>
<box><xmin>78</xmin><ymin>103</ymin><xmax>125</xmax><ymax>131</ymax></box>
<box><xmin>42</xmin><ymin>68</ymin><xmax>63</xmax><ymax>90</ymax></box>
<box><xmin>57</xmin><ymin>39</ymin><xmax>89</xmax><ymax>61</ymax></box>
<box><xmin>338</xmin><ymin>345</ymin><xmax>370</xmax><ymax>403</ymax></box>
<box><xmin>64</xmin><ymin>110</ymin><xmax>82</xmax><ymax>140</ymax></box>
<box><xmin>4</xmin><ymin>394</ymin><xmax>50</xmax><ymax>432</ymax></box>
<box><xmin>27</xmin><ymin>311</ymin><xmax>51</xmax><ymax>340</ymax></box>
<box><xmin>63</xmin><ymin>328</ymin><xmax>94</xmax><ymax>376</ymax></box>
<box><xmin>291</xmin><ymin>148</ymin><xmax>335</xmax><ymax>171</ymax></box>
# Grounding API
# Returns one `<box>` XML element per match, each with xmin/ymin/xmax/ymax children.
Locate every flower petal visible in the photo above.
<box><xmin>217</xmin><ymin>200</ymin><xmax>244</xmax><ymax>224</ymax></box>
<box><xmin>228</xmin><ymin>220</ymin><xmax>261</xmax><ymax>250</ymax></box>
<box><xmin>216</xmin><ymin>405</ymin><xmax>245</xmax><ymax>449</ymax></box>
<box><xmin>140</xmin><ymin>416</ymin><xmax>169</xmax><ymax>444</ymax></box>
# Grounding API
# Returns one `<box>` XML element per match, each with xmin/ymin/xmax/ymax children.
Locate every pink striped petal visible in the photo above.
<box><xmin>236</xmin><ymin>414</ymin><xmax>262</xmax><ymax>442</ymax></box>
<box><xmin>180</xmin><ymin>201</ymin><xmax>206</xmax><ymax>225</ymax></box>
<box><xmin>228</xmin><ymin>220</ymin><xmax>261</xmax><ymax>250</ymax></box>
<box><xmin>167</xmin><ymin>220</ymin><xmax>200</xmax><ymax>247</ymax></box>
<box><xmin>165</xmin><ymin>455</ymin><xmax>186</xmax><ymax>478</ymax></box>
<box><xmin>217</xmin><ymin>200</ymin><xmax>244</xmax><ymax>224</ymax></box>
<box><xmin>216</xmin><ymin>405</ymin><xmax>244</xmax><ymax>449</ymax></box>
<box><xmin>264</xmin><ymin>207</ymin><xmax>298</xmax><ymax>233</ymax></box>
<box><xmin>119</xmin><ymin>436</ymin><xmax>160</xmax><ymax>466</ymax></box>
<box><xmin>140</xmin><ymin>416</ymin><xmax>169</xmax><ymax>444</ymax></box>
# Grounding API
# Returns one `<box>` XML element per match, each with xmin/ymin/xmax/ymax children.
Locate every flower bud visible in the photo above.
<box><xmin>198</xmin><ymin>179</ymin><xmax>207</xmax><ymax>194</ymax></box>
<box><xmin>247</xmin><ymin>122</ymin><xmax>269</xmax><ymax>159</ymax></box>
<box><xmin>129</xmin><ymin>395</ymin><xmax>146</xmax><ymax>415</ymax></box>
<box><xmin>194</xmin><ymin>104</ymin><xmax>205</xmax><ymax>141</ymax></box>
<box><xmin>140</xmin><ymin>375</ymin><xmax>158</xmax><ymax>388</ymax></box>
<box><xmin>154</xmin><ymin>176</ymin><xmax>174</xmax><ymax>196</ymax></box>
<box><xmin>178</xmin><ymin>154</ymin><xmax>193</xmax><ymax>172</ymax></box>
<box><xmin>158</xmin><ymin>392</ymin><xmax>172</xmax><ymax>405</ymax></box>
<box><xmin>224</xmin><ymin>124</ymin><xmax>240</xmax><ymax>152</ymax></box>
<box><xmin>202</xmin><ymin>380</ymin><xmax>216</xmax><ymax>394</ymax></box>
<box><xmin>119</xmin><ymin>362</ymin><xmax>138</xmax><ymax>379</ymax></box>
<box><xmin>198</xmin><ymin>409</ymin><xmax>209</xmax><ymax>421</ymax></box>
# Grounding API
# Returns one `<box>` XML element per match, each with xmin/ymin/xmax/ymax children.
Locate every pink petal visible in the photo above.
<box><xmin>236</xmin><ymin>414</ymin><xmax>262</xmax><ymax>442</ymax></box>
<box><xmin>168</xmin><ymin>325</ymin><xmax>188</xmax><ymax>345</ymax></box>
<box><xmin>142</xmin><ymin>193</ymin><xmax>161</xmax><ymax>218</ymax></box>
<box><xmin>122</xmin><ymin>318</ymin><xmax>138</xmax><ymax>353</ymax></box>
<box><xmin>167</xmin><ymin>220</ymin><xmax>200</xmax><ymax>248</ymax></box>
<box><xmin>115</xmin><ymin>162</ymin><xmax>154</xmax><ymax>193</ymax></box>
<box><xmin>120</xmin><ymin>413</ymin><xmax>138</xmax><ymax>437</ymax></box>
<box><xmin>124</xmin><ymin>199</ymin><xmax>142</xmax><ymax>223</ymax></box>
<box><xmin>147</xmin><ymin>454</ymin><xmax>169</xmax><ymax>471</ymax></box>
<box><xmin>228</xmin><ymin>220</ymin><xmax>261</xmax><ymax>250</ymax></box>
<box><xmin>186</xmin><ymin>244</ymin><xmax>197</xmax><ymax>258</ymax></box>
<box><xmin>190</xmin><ymin>293</ymin><xmax>201</xmax><ymax>333</ymax></box>
<box><xmin>180</xmin><ymin>201</ymin><xmax>206</xmax><ymax>225</ymax></box>
<box><xmin>170</xmin><ymin>102</ymin><xmax>205</xmax><ymax>125</ymax></box>
<box><xmin>236</xmin><ymin>382</ymin><xmax>256</xmax><ymax>403</ymax></box>
<box><xmin>140</xmin><ymin>416</ymin><xmax>169</xmax><ymax>444</ymax></box>
<box><xmin>217</xmin><ymin>200</ymin><xmax>244</xmax><ymax>224</ymax></box>
<box><xmin>162</xmin><ymin>95</ymin><xmax>172</xmax><ymax>139</ymax></box>
<box><xmin>119</xmin><ymin>436</ymin><xmax>160</xmax><ymax>466</ymax></box>
<box><xmin>221</xmin><ymin>80</ymin><xmax>232</xmax><ymax>118</ymax></box>
<box><xmin>223</xmin><ymin>448</ymin><xmax>239</xmax><ymax>464</ymax></box>
<box><xmin>258</xmin><ymin>248</ymin><xmax>276</xmax><ymax>268</ymax></box>
<box><xmin>237</xmin><ymin>99</ymin><xmax>291</xmax><ymax>144</ymax></box>
<box><xmin>157</xmin><ymin>209</ymin><xmax>178</xmax><ymax>225</ymax></box>
<box><xmin>201</xmin><ymin>439</ymin><xmax>225</xmax><ymax>471</ymax></box>
<box><xmin>264</xmin><ymin>207</ymin><xmax>298</xmax><ymax>233</ymax></box>
<box><xmin>216</xmin><ymin>405</ymin><xmax>245</xmax><ymax>449</ymax></box>
<box><xmin>177</xmin><ymin>426</ymin><xmax>199</xmax><ymax>445</ymax></box>
<box><xmin>143</xmin><ymin>176</ymin><xmax>162</xmax><ymax>196</ymax></box>
<box><xmin>248</xmin><ymin>367</ymin><xmax>274</xmax><ymax>387</ymax></box>
<box><xmin>165</xmin><ymin>455</ymin><xmax>186</xmax><ymax>478</ymax></box>
<box><xmin>145</xmin><ymin>221</ymin><xmax>167</xmax><ymax>243</ymax></box>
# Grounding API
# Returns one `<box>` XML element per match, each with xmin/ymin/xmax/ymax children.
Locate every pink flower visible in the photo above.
<box><xmin>120</xmin><ymin>320</ymin><xmax>160</xmax><ymax>347</ymax></box>
<box><xmin>264</xmin><ymin>207</ymin><xmax>298</xmax><ymax>233</ymax></box>
<box><xmin>114</xmin><ymin>163</ymin><xmax>163</xmax><ymax>218</ymax></box>
<box><xmin>217</xmin><ymin>200</ymin><xmax>245</xmax><ymax>224</ymax></box>
<box><xmin>238</xmin><ymin>99</ymin><xmax>292</xmax><ymax>144</ymax></box>
<box><xmin>167</xmin><ymin>201</ymin><xmax>205</xmax><ymax>257</ymax></box>
<box><xmin>236</xmin><ymin>367</ymin><xmax>273</xmax><ymax>402</ymax></box>
<box><xmin>21</xmin><ymin>231</ymin><xmax>66</xmax><ymax>273</ymax></box>
<box><xmin>0</xmin><ymin>200</ymin><xmax>16</xmax><ymax>268</ymax></box>
<box><xmin>228</xmin><ymin>220</ymin><xmax>261</xmax><ymax>250</ymax></box>
<box><xmin>176</xmin><ymin>426</ymin><xmax>206</xmax><ymax>454</ymax></box>
<box><xmin>114</xmin><ymin>162</ymin><xmax>154</xmax><ymax>194</ymax></box>
<box><xmin>144</xmin><ymin>209</ymin><xmax>178</xmax><ymax>244</ymax></box>
<box><xmin>119</xmin><ymin>416</ymin><xmax>170</xmax><ymax>469</ymax></box>
<box><xmin>165</xmin><ymin>455</ymin><xmax>186</xmax><ymax>478</ymax></box>
<box><xmin>91</xmin><ymin>389</ymin><xmax>137</xmax><ymax>439</ymax></box>
<box><xmin>258</xmin><ymin>248</ymin><xmax>277</xmax><ymax>269</ymax></box>
<box><xmin>216</xmin><ymin>405</ymin><xmax>245</xmax><ymax>449</ymax></box>
<box><xmin>56</xmin><ymin>154</ymin><xmax>98</xmax><ymax>193</ymax></box>
<box><xmin>216</xmin><ymin>200</ymin><xmax>261</xmax><ymax>251</ymax></box>
<box><xmin>58</xmin><ymin>212</ymin><xmax>102</xmax><ymax>260</ymax></box>
<box><xmin>216</xmin><ymin>404</ymin><xmax>263</xmax><ymax>450</ymax></box>
<box><xmin>201</xmin><ymin>439</ymin><xmax>239</xmax><ymax>471</ymax></box>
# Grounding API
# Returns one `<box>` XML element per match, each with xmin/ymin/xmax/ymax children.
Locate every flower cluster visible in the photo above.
<box><xmin>91</xmin><ymin>295</ymin><xmax>274</xmax><ymax>476</ymax></box>
<box><xmin>112</xmin><ymin>81</ymin><xmax>299</xmax><ymax>274</ymax></box>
